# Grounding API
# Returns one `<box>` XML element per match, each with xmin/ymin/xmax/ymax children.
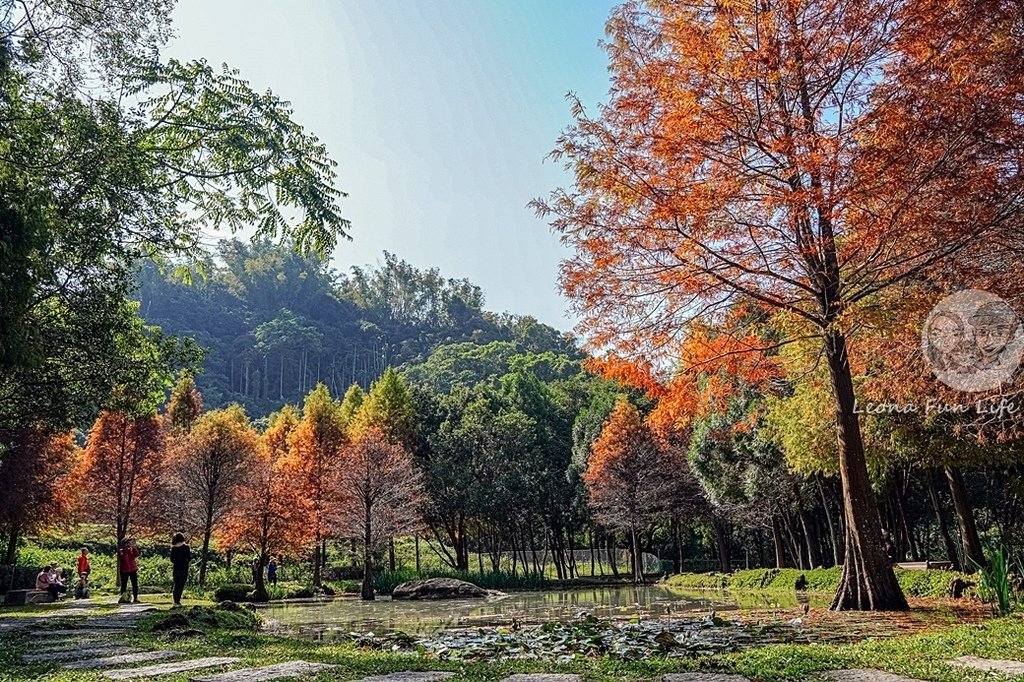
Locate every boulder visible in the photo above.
<box><xmin>391</xmin><ymin>578</ymin><xmax>487</xmax><ymax>600</ymax></box>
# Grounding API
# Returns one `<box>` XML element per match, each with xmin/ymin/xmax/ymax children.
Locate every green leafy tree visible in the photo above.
<box><xmin>1</xmin><ymin>1</ymin><xmax>349</xmax><ymax>467</ymax></box>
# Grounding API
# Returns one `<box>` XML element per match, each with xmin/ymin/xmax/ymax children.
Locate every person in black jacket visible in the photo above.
<box><xmin>169</xmin><ymin>533</ymin><xmax>191</xmax><ymax>607</ymax></box>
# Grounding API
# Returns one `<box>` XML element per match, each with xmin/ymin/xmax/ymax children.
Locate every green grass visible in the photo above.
<box><xmin>664</xmin><ymin>567</ymin><xmax>974</xmax><ymax>600</ymax></box>
<box><xmin>1</xmin><ymin>603</ymin><xmax>1021</xmax><ymax>681</ymax></box>
<box><xmin>373</xmin><ymin>568</ymin><xmax>553</xmax><ymax>594</ymax></box>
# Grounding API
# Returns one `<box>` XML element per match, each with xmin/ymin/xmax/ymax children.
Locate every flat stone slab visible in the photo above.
<box><xmin>501</xmin><ymin>676</ymin><xmax>581</xmax><ymax>682</ymax></box>
<box><xmin>103</xmin><ymin>657</ymin><xmax>240</xmax><ymax>680</ymax></box>
<box><xmin>949</xmin><ymin>656</ymin><xmax>1024</xmax><ymax>676</ymax></box>
<box><xmin>663</xmin><ymin>671</ymin><xmax>753</xmax><ymax>675</ymax></box>
<box><xmin>357</xmin><ymin>674</ymin><xmax>456</xmax><ymax>682</ymax></box>
<box><xmin>823</xmin><ymin>671</ymin><xmax>923</xmax><ymax>682</ymax></box>
<box><xmin>0</xmin><ymin>617</ymin><xmax>45</xmax><ymax>630</ymax></box>
<box><xmin>23</xmin><ymin>645</ymin><xmax>132</xmax><ymax>663</ymax></box>
<box><xmin>28</xmin><ymin>628</ymin><xmax>127</xmax><ymax>636</ymax></box>
<box><xmin>67</xmin><ymin>650</ymin><xmax>184</xmax><ymax>669</ymax></box>
<box><xmin>193</xmin><ymin>661</ymin><xmax>338</xmax><ymax>682</ymax></box>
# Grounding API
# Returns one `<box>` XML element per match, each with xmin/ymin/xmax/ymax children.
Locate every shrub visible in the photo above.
<box><xmin>213</xmin><ymin>583</ymin><xmax>254</xmax><ymax>602</ymax></box>
<box><xmin>976</xmin><ymin>548</ymin><xmax>1014</xmax><ymax>615</ymax></box>
<box><xmin>143</xmin><ymin>605</ymin><xmax>260</xmax><ymax>632</ymax></box>
<box><xmin>0</xmin><ymin>566</ymin><xmax>40</xmax><ymax>591</ymax></box>
<box><xmin>665</xmin><ymin>567</ymin><xmax>969</xmax><ymax>600</ymax></box>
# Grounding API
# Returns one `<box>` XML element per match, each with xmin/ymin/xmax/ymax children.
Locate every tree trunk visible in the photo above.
<box><xmin>782</xmin><ymin>513</ymin><xmax>804</xmax><ymax>569</ymax></box>
<box><xmin>817</xmin><ymin>478</ymin><xmax>842</xmax><ymax>566</ymax></box>
<box><xmin>714</xmin><ymin>519</ymin><xmax>732</xmax><ymax>573</ymax></box>
<box><xmin>608</xmin><ymin>532</ymin><xmax>619</xmax><ymax>577</ymax></box>
<box><xmin>797</xmin><ymin>503</ymin><xmax>821</xmax><ymax>568</ymax></box>
<box><xmin>361</xmin><ymin>501</ymin><xmax>374</xmax><ymax>600</ymax></box>
<box><xmin>894</xmin><ymin>472</ymin><xmax>921</xmax><ymax>561</ymax></box>
<box><xmin>457</xmin><ymin>515</ymin><xmax>469</xmax><ymax>571</ymax></box>
<box><xmin>4</xmin><ymin>525</ymin><xmax>19</xmax><ymax>565</ymax></box>
<box><xmin>312</xmin><ymin>537</ymin><xmax>322</xmax><ymax>588</ymax></box>
<box><xmin>771</xmin><ymin>516</ymin><xmax>785</xmax><ymax>569</ymax></box>
<box><xmin>388</xmin><ymin>537</ymin><xmax>396</xmax><ymax>572</ymax></box>
<box><xmin>945</xmin><ymin>465</ymin><xmax>985</xmax><ymax>571</ymax></box>
<box><xmin>415</xmin><ymin>534</ymin><xmax>421</xmax><ymax>573</ymax></box>
<box><xmin>253</xmin><ymin>550</ymin><xmax>269</xmax><ymax>602</ymax></box>
<box><xmin>825</xmin><ymin>330</ymin><xmax>907</xmax><ymax>611</ymax></box>
<box><xmin>630</xmin><ymin>525</ymin><xmax>642</xmax><ymax>583</ymax></box>
<box><xmin>198</xmin><ymin>517</ymin><xmax>213</xmax><ymax>588</ymax></box>
<box><xmin>926</xmin><ymin>468</ymin><xmax>961</xmax><ymax>571</ymax></box>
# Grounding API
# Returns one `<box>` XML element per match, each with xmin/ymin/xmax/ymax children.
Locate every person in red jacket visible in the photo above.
<box><xmin>118</xmin><ymin>538</ymin><xmax>140</xmax><ymax>603</ymax></box>
<box><xmin>75</xmin><ymin>546</ymin><xmax>91</xmax><ymax>599</ymax></box>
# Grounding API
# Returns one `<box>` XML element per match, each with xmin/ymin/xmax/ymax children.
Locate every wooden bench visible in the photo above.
<box><xmin>4</xmin><ymin>589</ymin><xmax>55</xmax><ymax>606</ymax></box>
<box><xmin>896</xmin><ymin>560</ymin><xmax>954</xmax><ymax>571</ymax></box>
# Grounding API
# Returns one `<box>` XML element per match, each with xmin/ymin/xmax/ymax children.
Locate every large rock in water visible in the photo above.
<box><xmin>391</xmin><ymin>578</ymin><xmax>488</xmax><ymax>600</ymax></box>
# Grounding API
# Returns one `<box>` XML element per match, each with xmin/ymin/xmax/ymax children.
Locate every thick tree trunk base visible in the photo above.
<box><xmin>361</xmin><ymin>563</ymin><xmax>375</xmax><ymax>601</ymax></box>
<box><xmin>832</xmin><ymin>554</ymin><xmax>908</xmax><ymax>611</ymax></box>
<box><xmin>824</xmin><ymin>329</ymin><xmax>908</xmax><ymax>612</ymax></box>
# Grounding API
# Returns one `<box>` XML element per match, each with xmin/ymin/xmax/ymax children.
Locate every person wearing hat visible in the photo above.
<box><xmin>36</xmin><ymin>562</ymin><xmax>67</xmax><ymax>600</ymax></box>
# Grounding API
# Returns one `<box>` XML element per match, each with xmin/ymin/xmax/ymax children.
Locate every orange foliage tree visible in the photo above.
<box><xmin>280</xmin><ymin>384</ymin><xmax>348</xmax><ymax>587</ymax></box>
<box><xmin>534</xmin><ymin>0</ymin><xmax>1024</xmax><ymax>610</ymax></box>
<box><xmin>219</xmin><ymin>405</ymin><xmax>304</xmax><ymax>601</ymax></box>
<box><xmin>0</xmin><ymin>428</ymin><xmax>78</xmax><ymax>564</ymax></box>
<box><xmin>338</xmin><ymin>427</ymin><xmax>424</xmax><ymax>600</ymax></box>
<box><xmin>584</xmin><ymin>397</ymin><xmax>676</xmax><ymax>582</ymax></box>
<box><xmin>171</xmin><ymin>405</ymin><xmax>258</xmax><ymax>587</ymax></box>
<box><xmin>79</xmin><ymin>411</ymin><xmax>165</xmax><ymax>549</ymax></box>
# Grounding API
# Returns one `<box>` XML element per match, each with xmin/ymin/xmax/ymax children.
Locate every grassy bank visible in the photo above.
<box><xmin>663</xmin><ymin>567</ymin><xmax>973</xmax><ymax>600</ymax></box>
<box><xmin>0</xmin><ymin>604</ymin><xmax>1018</xmax><ymax>681</ymax></box>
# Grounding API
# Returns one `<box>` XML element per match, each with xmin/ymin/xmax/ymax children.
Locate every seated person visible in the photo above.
<box><xmin>36</xmin><ymin>562</ymin><xmax>68</xmax><ymax>600</ymax></box>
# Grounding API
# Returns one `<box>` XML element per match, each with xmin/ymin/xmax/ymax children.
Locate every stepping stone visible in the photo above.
<box><xmin>103</xmin><ymin>657</ymin><xmax>241</xmax><ymax>680</ymax></box>
<box><xmin>67</xmin><ymin>650</ymin><xmax>184</xmax><ymax>670</ymax></box>
<box><xmin>823</xmin><ymin>671</ymin><xmax>923</xmax><ymax>682</ymax></box>
<box><xmin>357</xmin><ymin>674</ymin><xmax>456</xmax><ymax>682</ymax></box>
<box><xmin>501</xmin><ymin>676</ymin><xmax>581</xmax><ymax>682</ymax></box>
<box><xmin>949</xmin><ymin>656</ymin><xmax>1024</xmax><ymax>676</ymax></box>
<box><xmin>23</xmin><ymin>645</ymin><xmax>131</xmax><ymax>663</ymax></box>
<box><xmin>665</xmin><ymin>676</ymin><xmax>750</xmax><ymax>682</ymax></box>
<box><xmin>193</xmin><ymin>661</ymin><xmax>338</xmax><ymax>682</ymax></box>
<box><xmin>29</xmin><ymin>628</ymin><xmax>127</xmax><ymax>637</ymax></box>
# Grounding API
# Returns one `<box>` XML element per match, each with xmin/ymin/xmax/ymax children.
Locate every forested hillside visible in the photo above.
<box><xmin>138</xmin><ymin>242</ymin><xmax>579</xmax><ymax>415</ymax></box>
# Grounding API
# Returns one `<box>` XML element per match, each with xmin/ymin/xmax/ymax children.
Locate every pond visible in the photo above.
<box><xmin>258</xmin><ymin>585</ymin><xmax>750</xmax><ymax>637</ymax></box>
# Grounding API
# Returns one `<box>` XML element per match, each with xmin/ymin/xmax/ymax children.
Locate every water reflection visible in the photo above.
<box><xmin>258</xmin><ymin>585</ymin><xmax>743</xmax><ymax>637</ymax></box>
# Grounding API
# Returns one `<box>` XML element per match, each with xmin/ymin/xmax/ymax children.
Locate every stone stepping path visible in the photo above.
<box><xmin>357</xmin><ymin>674</ymin><xmax>455</xmax><ymax>682</ymax></box>
<box><xmin>23</xmin><ymin>645</ymin><xmax>131</xmax><ymax>663</ymax></box>
<box><xmin>501</xmin><ymin>676</ymin><xmax>580</xmax><ymax>682</ymax></box>
<box><xmin>66</xmin><ymin>650</ymin><xmax>184</xmax><ymax>670</ymax></box>
<box><xmin>823</xmin><ymin>671</ymin><xmax>922</xmax><ymax>682</ymax></box>
<box><xmin>0</xmin><ymin>618</ymin><xmax>45</xmax><ymax>632</ymax></box>
<box><xmin>28</xmin><ymin>627</ymin><xmax>128</xmax><ymax>636</ymax></box>
<box><xmin>949</xmin><ymin>656</ymin><xmax>1024</xmax><ymax>676</ymax></box>
<box><xmin>103</xmin><ymin>656</ymin><xmax>241</xmax><ymax>680</ymax></box>
<box><xmin>664</xmin><ymin>675</ymin><xmax>750</xmax><ymax>682</ymax></box>
<box><xmin>192</xmin><ymin>661</ymin><xmax>338</xmax><ymax>682</ymax></box>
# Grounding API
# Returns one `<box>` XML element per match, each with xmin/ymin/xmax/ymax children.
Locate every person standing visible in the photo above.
<box><xmin>76</xmin><ymin>547</ymin><xmax>91</xmax><ymax>599</ymax></box>
<box><xmin>169</xmin><ymin>533</ymin><xmax>191</xmax><ymax>607</ymax></box>
<box><xmin>267</xmin><ymin>556</ymin><xmax>278</xmax><ymax>586</ymax></box>
<box><xmin>118</xmin><ymin>537</ymin><xmax>141</xmax><ymax>603</ymax></box>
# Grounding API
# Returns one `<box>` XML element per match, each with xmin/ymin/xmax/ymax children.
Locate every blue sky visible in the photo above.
<box><xmin>168</xmin><ymin>0</ymin><xmax>617</xmax><ymax>331</ymax></box>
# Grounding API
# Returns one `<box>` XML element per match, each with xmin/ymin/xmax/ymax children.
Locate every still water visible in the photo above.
<box><xmin>258</xmin><ymin>585</ymin><xmax>746</xmax><ymax>637</ymax></box>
